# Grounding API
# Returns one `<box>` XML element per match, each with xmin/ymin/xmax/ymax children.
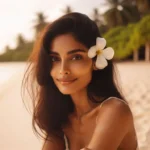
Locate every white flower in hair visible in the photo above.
<box><xmin>88</xmin><ymin>37</ymin><xmax>114</xmax><ymax>69</ymax></box>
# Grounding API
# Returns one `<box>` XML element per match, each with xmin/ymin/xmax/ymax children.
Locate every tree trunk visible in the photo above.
<box><xmin>133</xmin><ymin>49</ymin><xmax>139</xmax><ymax>62</ymax></box>
<box><xmin>145</xmin><ymin>42</ymin><xmax>150</xmax><ymax>62</ymax></box>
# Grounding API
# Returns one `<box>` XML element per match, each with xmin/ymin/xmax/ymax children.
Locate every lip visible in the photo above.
<box><xmin>57</xmin><ymin>79</ymin><xmax>77</xmax><ymax>85</ymax></box>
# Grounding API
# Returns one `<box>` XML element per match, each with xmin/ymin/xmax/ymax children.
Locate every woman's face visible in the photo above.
<box><xmin>49</xmin><ymin>34</ymin><xmax>93</xmax><ymax>95</ymax></box>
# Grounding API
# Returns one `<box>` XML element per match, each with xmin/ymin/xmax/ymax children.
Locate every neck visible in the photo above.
<box><xmin>70</xmin><ymin>89</ymin><xmax>97</xmax><ymax>119</ymax></box>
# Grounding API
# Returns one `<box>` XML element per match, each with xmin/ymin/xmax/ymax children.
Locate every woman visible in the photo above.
<box><xmin>22</xmin><ymin>12</ymin><xmax>139</xmax><ymax>150</ymax></box>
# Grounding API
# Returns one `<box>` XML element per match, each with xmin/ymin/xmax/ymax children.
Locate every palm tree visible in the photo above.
<box><xmin>103</xmin><ymin>0</ymin><xmax>140</xmax><ymax>28</ymax></box>
<box><xmin>129</xmin><ymin>15</ymin><xmax>150</xmax><ymax>62</ymax></box>
<box><xmin>136</xmin><ymin>0</ymin><xmax>150</xmax><ymax>16</ymax></box>
<box><xmin>92</xmin><ymin>8</ymin><xmax>103</xmax><ymax>27</ymax></box>
<box><xmin>137</xmin><ymin>15</ymin><xmax>150</xmax><ymax>61</ymax></box>
<box><xmin>62</xmin><ymin>6</ymin><xmax>73</xmax><ymax>14</ymax></box>
<box><xmin>16</xmin><ymin>34</ymin><xmax>26</xmax><ymax>50</ymax></box>
<box><xmin>4</xmin><ymin>45</ymin><xmax>11</xmax><ymax>52</ymax></box>
<box><xmin>33</xmin><ymin>12</ymin><xmax>48</xmax><ymax>38</ymax></box>
<box><xmin>92</xmin><ymin>8</ymin><xmax>108</xmax><ymax>34</ymax></box>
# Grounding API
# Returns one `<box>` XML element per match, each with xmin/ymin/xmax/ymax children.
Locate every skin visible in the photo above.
<box><xmin>50</xmin><ymin>34</ymin><xmax>97</xmax><ymax>117</ymax></box>
<box><xmin>42</xmin><ymin>34</ymin><xmax>138</xmax><ymax>150</ymax></box>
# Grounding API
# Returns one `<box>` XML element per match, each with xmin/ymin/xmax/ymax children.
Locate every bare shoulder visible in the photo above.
<box><xmin>86</xmin><ymin>97</ymin><xmax>135</xmax><ymax>149</ymax></box>
<box><xmin>42</xmin><ymin>135</ymin><xmax>65</xmax><ymax>150</ymax></box>
<box><xmin>98</xmin><ymin>97</ymin><xmax>133</xmax><ymax>120</ymax></box>
<box><xmin>96</xmin><ymin>97</ymin><xmax>134</xmax><ymax>126</ymax></box>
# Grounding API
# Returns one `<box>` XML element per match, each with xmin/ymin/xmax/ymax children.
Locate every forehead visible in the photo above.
<box><xmin>50</xmin><ymin>34</ymin><xmax>88</xmax><ymax>54</ymax></box>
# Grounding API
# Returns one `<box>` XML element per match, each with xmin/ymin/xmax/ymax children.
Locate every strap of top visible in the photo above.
<box><xmin>64</xmin><ymin>134</ymin><xmax>69</xmax><ymax>150</ymax></box>
<box><xmin>96</xmin><ymin>97</ymin><xmax>128</xmax><ymax>124</ymax></box>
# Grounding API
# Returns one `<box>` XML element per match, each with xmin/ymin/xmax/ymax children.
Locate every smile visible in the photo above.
<box><xmin>58</xmin><ymin>79</ymin><xmax>77</xmax><ymax>85</ymax></box>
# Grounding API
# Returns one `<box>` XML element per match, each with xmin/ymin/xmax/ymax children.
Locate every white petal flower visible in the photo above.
<box><xmin>88</xmin><ymin>46</ymin><xmax>97</xmax><ymax>58</ymax></box>
<box><xmin>96</xmin><ymin>55</ymin><xmax>108</xmax><ymax>69</ymax></box>
<box><xmin>88</xmin><ymin>37</ymin><xmax>114</xmax><ymax>69</ymax></box>
<box><xmin>103</xmin><ymin>47</ymin><xmax>114</xmax><ymax>60</ymax></box>
<box><xmin>96</xmin><ymin>37</ymin><xmax>106</xmax><ymax>50</ymax></box>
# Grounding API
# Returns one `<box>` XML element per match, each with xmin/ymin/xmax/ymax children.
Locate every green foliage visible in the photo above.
<box><xmin>0</xmin><ymin>10</ymin><xmax>150</xmax><ymax>62</ymax></box>
<box><xmin>104</xmin><ymin>24</ymin><xmax>137</xmax><ymax>59</ymax></box>
<box><xmin>104</xmin><ymin>15</ymin><xmax>150</xmax><ymax>60</ymax></box>
<box><xmin>129</xmin><ymin>14</ymin><xmax>150</xmax><ymax>51</ymax></box>
<box><xmin>104</xmin><ymin>26</ymin><xmax>125</xmax><ymax>59</ymax></box>
<box><xmin>136</xmin><ymin>15</ymin><xmax>150</xmax><ymax>44</ymax></box>
<box><xmin>0</xmin><ymin>12</ymin><xmax>47</xmax><ymax>62</ymax></box>
<box><xmin>0</xmin><ymin>50</ymin><xmax>14</xmax><ymax>62</ymax></box>
<box><xmin>0</xmin><ymin>42</ymin><xmax>33</xmax><ymax>62</ymax></box>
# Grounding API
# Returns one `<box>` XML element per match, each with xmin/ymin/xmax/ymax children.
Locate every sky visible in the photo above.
<box><xmin>0</xmin><ymin>0</ymin><xmax>106</xmax><ymax>54</ymax></box>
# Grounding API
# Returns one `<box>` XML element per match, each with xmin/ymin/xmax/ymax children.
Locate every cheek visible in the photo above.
<box><xmin>73</xmin><ymin>60</ymin><xmax>93</xmax><ymax>92</ymax></box>
<box><xmin>50</xmin><ymin>67</ymin><xmax>59</xmax><ymax>87</ymax></box>
<box><xmin>72</xmin><ymin>59</ymin><xmax>93</xmax><ymax>75</ymax></box>
<box><xmin>50</xmin><ymin>65</ymin><xmax>57</xmax><ymax>79</ymax></box>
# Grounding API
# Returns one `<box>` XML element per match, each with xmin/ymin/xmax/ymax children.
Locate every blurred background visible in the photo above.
<box><xmin>0</xmin><ymin>0</ymin><xmax>149</xmax><ymax>150</ymax></box>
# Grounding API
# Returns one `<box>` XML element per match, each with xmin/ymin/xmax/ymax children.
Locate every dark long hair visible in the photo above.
<box><xmin>21</xmin><ymin>12</ymin><xmax>125</xmax><ymax>142</ymax></box>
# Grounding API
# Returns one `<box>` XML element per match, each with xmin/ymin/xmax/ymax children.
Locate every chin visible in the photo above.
<box><xmin>58</xmin><ymin>86</ymin><xmax>81</xmax><ymax>95</ymax></box>
<box><xmin>59</xmin><ymin>89</ymin><xmax>76</xmax><ymax>95</ymax></box>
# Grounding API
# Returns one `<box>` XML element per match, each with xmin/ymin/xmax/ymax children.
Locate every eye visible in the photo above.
<box><xmin>50</xmin><ymin>56</ymin><xmax>60</xmax><ymax>62</ymax></box>
<box><xmin>72</xmin><ymin>54</ymin><xmax>83</xmax><ymax>60</ymax></box>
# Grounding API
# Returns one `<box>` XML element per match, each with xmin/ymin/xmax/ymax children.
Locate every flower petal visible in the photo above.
<box><xmin>88</xmin><ymin>46</ymin><xmax>97</xmax><ymax>58</ymax></box>
<box><xmin>103</xmin><ymin>47</ymin><xmax>114</xmax><ymax>60</ymax></box>
<box><xmin>95</xmin><ymin>54</ymin><xmax>108</xmax><ymax>69</ymax></box>
<box><xmin>96</xmin><ymin>37</ymin><xmax>106</xmax><ymax>50</ymax></box>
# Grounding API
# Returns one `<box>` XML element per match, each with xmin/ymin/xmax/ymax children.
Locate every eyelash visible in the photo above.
<box><xmin>50</xmin><ymin>54</ymin><xmax>83</xmax><ymax>62</ymax></box>
<box><xmin>72</xmin><ymin>54</ymin><xmax>83</xmax><ymax>60</ymax></box>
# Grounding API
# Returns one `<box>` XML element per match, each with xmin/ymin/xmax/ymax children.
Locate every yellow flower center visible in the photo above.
<box><xmin>96</xmin><ymin>50</ymin><xmax>102</xmax><ymax>55</ymax></box>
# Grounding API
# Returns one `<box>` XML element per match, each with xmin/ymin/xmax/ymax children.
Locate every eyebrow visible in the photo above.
<box><xmin>49</xmin><ymin>49</ymin><xmax>86</xmax><ymax>55</ymax></box>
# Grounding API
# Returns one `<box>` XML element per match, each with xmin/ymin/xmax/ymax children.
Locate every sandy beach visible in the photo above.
<box><xmin>0</xmin><ymin>62</ymin><xmax>150</xmax><ymax>150</ymax></box>
<box><xmin>0</xmin><ymin>63</ymin><xmax>43</xmax><ymax>150</ymax></box>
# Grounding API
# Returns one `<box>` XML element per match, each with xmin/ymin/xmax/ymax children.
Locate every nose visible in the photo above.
<box><xmin>59</xmin><ymin>61</ymin><xmax>70</xmax><ymax>75</ymax></box>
